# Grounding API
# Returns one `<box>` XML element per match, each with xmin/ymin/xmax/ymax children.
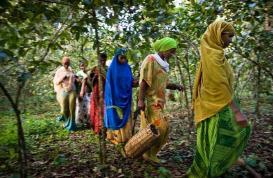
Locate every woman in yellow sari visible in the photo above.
<box><xmin>186</xmin><ymin>19</ymin><xmax>251</xmax><ymax>177</ymax></box>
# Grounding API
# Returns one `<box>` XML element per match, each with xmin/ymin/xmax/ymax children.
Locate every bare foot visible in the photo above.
<box><xmin>236</xmin><ymin>158</ymin><xmax>262</xmax><ymax>178</ymax></box>
<box><xmin>142</xmin><ymin>154</ymin><xmax>160</xmax><ymax>163</ymax></box>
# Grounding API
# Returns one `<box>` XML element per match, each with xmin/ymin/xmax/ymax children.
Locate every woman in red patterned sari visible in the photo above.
<box><xmin>89</xmin><ymin>53</ymin><xmax>107</xmax><ymax>134</ymax></box>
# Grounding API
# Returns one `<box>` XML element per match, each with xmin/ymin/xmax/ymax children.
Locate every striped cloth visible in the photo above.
<box><xmin>187</xmin><ymin>105</ymin><xmax>251</xmax><ymax>177</ymax></box>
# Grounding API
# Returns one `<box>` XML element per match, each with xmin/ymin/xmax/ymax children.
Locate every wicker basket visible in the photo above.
<box><xmin>124</xmin><ymin>123</ymin><xmax>159</xmax><ymax>158</ymax></box>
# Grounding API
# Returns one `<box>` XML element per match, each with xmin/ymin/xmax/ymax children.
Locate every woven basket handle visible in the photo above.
<box><xmin>140</xmin><ymin>111</ymin><xmax>149</xmax><ymax>125</ymax></box>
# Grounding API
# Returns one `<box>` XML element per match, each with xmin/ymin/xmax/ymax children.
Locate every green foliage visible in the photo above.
<box><xmin>24</xmin><ymin>117</ymin><xmax>67</xmax><ymax>138</ymax></box>
<box><xmin>1</xmin><ymin>0</ymin><xmax>272</xmax><ymax>105</ymax></box>
<box><xmin>53</xmin><ymin>154</ymin><xmax>67</xmax><ymax>166</ymax></box>
<box><xmin>0</xmin><ymin>113</ymin><xmax>18</xmax><ymax>169</ymax></box>
<box><xmin>157</xmin><ymin>167</ymin><xmax>172</xmax><ymax>178</ymax></box>
<box><xmin>0</xmin><ymin>111</ymin><xmax>69</xmax><ymax>172</ymax></box>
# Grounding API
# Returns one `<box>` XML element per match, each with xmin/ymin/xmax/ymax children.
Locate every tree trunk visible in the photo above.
<box><xmin>175</xmin><ymin>57</ymin><xmax>189</xmax><ymax>109</ymax></box>
<box><xmin>174</xmin><ymin>68</ymin><xmax>183</xmax><ymax>107</ymax></box>
<box><xmin>92</xmin><ymin>7</ymin><xmax>106</xmax><ymax>164</ymax></box>
<box><xmin>15</xmin><ymin>110</ymin><xmax>28</xmax><ymax>178</ymax></box>
<box><xmin>0</xmin><ymin>83</ymin><xmax>27</xmax><ymax>178</ymax></box>
<box><xmin>185</xmin><ymin>49</ymin><xmax>193</xmax><ymax>101</ymax></box>
<box><xmin>254</xmin><ymin>53</ymin><xmax>261</xmax><ymax>130</ymax></box>
<box><xmin>177</xmin><ymin>52</ymin><xmax>194</xmax><ymax>116</ymax></box>
<box><xmin>175</xmin><ymin>56</ymin><xmax>193</xmax><ymax>136</ymax></box>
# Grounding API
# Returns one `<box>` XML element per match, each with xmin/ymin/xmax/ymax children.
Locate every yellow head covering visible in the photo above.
<box><xmin>192</xmin><ymin>19</ymin><xmax>236</xmax><ymax>124</ymax></box>
<box><xmin>152</xmin><ymin>37</ymin><xmax>177</xmax><ymax>52</ymax></box>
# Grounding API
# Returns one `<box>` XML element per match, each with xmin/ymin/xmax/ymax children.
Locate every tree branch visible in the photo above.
<box><xmin>234</xmin><ymin>47</ymin><xmax>273</xmax><ymax>79</ymax></box>
<box><xmin>34</xmin><ymin>0</ymin><xmax>73</xmax><ymax>7</ymax></box>
<box><xmin>0</xmin><ymin>81</ymin><xmax>18</xmax><ymax>113</ymax></box>
<box><xmin>15</xmin><ymin>82</ymin><xmax>26</xmax><ymax>107</ymax></box>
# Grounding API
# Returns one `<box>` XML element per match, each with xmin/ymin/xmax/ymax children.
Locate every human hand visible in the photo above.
<box><xmin>80</xmin><ymin>91</ymin><xmax>84</xmax><ymax>99</ymax></box>
<box><xmin>133</xmin><ymin>79</ymin><xmax>139</xmax><ymax>85</ymax></box>
<box><xmin>63</xmin><ymin>75</ymin><xmax>68</xmax><ymax>81</ymax></box>
<box><xmin>138</xmin><ymin>99</ymin><xmax>145</xmax><ymax>111</ymax></box>
<box><xmin>234</xmin><ymin>111</ymin><xmax>248</xmax><ymax>128</ymax></box>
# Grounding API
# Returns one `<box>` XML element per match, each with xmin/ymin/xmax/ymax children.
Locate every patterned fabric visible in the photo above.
<box><xmin>139</xmin><ymin>54</ymin><xmax>169</xmax><ymax>160</ymax></box>
<box><xmin>56</xmin><ymin>90</ymin><xmax>77</xmax><ymax>131</ymax></box>
<box><xmin>139</xmin><ymin>55</ymin><xmax>168</xmax><ymax>109</ymax></box>
<box><xmin>141</xmin><ymin>106</ymin><xmax>169</xmax><ymax>161</ymax></box>
<box><xmin>75</xmin><ymin>93</ymin><xmax>90</xmax><ymax>127</ymax></box>
<box><xmin>89</xmin><ymin>66</ymin><xmax>107</xmax><ymax>134</ymax></box>
<box><xmin>106</xmin><ymin>102</ymin><xmax>134</xmax><ymax>144</ymax></box>
<box><xmin>187</xmin><ymin>106</ymin><xmax>251</xmax><ymax>178</ymax></box>
<box><xmin>75</xmin><ymin>70</ymin><xmax>90</xmax><ymax>127</ymax></box>
<box><xmin>53</xmin><ymin>66</ymin><xmax>76</xmax><ymax>93</ymax></box>
<box><xmin>151</xmin><ymin>53</ymin><xmax>169</xmax><ymax>72</ymax></box>
<box><xmin>106</xmin><ymin>117</ymin><xmax>133</xmax><ymax>144</ymax></box>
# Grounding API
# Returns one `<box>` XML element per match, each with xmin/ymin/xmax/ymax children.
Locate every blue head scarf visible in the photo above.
<box><xmin>104</xmin><ymin>48</ymin><xmax>133</xmax><ymax>130</ymax></box>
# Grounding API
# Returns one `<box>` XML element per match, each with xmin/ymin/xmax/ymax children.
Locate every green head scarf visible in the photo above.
<box><xmin>152</xmin><ymin>37</ymin><xmax>177</xmax><ymax>52</ymax></box>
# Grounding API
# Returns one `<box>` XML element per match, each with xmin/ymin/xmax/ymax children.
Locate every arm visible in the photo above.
<box><xmin>79</xmin><ymin>78</ymin><xmax>87</xmax><ymax>98</ymax></box>
<box><xmin>53</xmin><ymin>71</ymin><xmax>67</xmax><ymax>85</ymax></box>
<box><xmin>74</xmin><ymin>75</ymin><xmax>82</xmax><ymax>84</ymax></box>
<box><xmin>229</xmin><ymin>100</ymin><xmax>248</xmax><ymax>128</ymax></box>
<box><xmin>57</xmin><ymin>76</ymin><xmax>66</xmax><ymax>85</ymax></box>
<box><xmin>138</xmin><ymin>56</ymin><xmax>154</xmax><ymax>110</ymax></box>
<box><xmin>138</xmin><ymin>80</ymin><xmax>148</xmax><ymax>110</ymax></box>
<box><xmin>90</xmin><ymin>68</ymin><xmax>98</xmax><ymax>87</ymax></box>
<box><xmin>132</xmin><ymin>78</ymin><xmax>139</xmax><ymax>88</ymax></box>
<box><xmin>166</xmin><ymin>83</ymin><xmax>184</xmax><ymax>91</ymax></box>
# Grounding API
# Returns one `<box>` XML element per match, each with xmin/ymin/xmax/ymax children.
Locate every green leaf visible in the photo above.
<box><xmin>53</xmin><ymin>154</ymin><xmax>67</xmax><ymax>166</ymax></box>
<box><xmin>157</xmin><ymin>167</ymin><xmax>171</xmax><ymax>178</ymax></box>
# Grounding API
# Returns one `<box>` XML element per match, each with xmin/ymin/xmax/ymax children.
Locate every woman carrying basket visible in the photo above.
<box><xmin>138</xmin><ymin>37</ymin><xmax>183</xmax><ymax>163</ymax></box>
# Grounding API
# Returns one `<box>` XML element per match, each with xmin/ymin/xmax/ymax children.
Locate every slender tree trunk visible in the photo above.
<box><xmin>175</xmin><ymin>56</ymin><xmax>193</xmax><ymax>136</ymax></box>
<box><xmin>185</xmin><ymin>49</ymin><xmax>193</xmax><ymax>101</ymax></box>
<box><xmin>177</xmin><ymin>52</ymin><xmax>194</xmax><ymax>119</ymax></box>
<box><xmin>175</xmin><ymin>57</ymin><xmax>189</xmax><ymax>109</ymax></box>
<box><xmin>174</xmin><ymin>68</ymin><xmax>183</xmax><ymax>107</ymax></box>
<box><xmin>0</xmin><ymin>83</ymin><xmax>27</xmax><ymax>178</ymax></box>
<box><xmin>254</xmin><ymin>53</ymin><xmax>261</xmax><ymax>130</ymax></box>
<box><xmin>182</xmin><ymin>50</ymin><xmax>194</xmax><ymax>133</ymax></box>
<box><xmin>15</xmin><ymin>110</ymin><xmax>27</xmax><ymax>178</ymax></box>
<box><xmin>92</xmin><ymin>7</ymin><xmax>106</xmax><ymax>164</ymax></box>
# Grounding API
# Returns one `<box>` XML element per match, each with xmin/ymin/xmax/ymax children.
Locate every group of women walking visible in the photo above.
<box><xmin>53</xmin><ymin>19</ymin><xmax>257</xmax><ymax>177</ymax></box>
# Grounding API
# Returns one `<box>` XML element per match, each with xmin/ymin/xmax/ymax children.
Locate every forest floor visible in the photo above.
<box><xmin>0</xmin><ymin>97</ymin><xmax>272</xmax><ymax>178</ymax></box>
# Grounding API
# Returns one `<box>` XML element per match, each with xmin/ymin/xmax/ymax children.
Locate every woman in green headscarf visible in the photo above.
<box><xmin>186</xmin><ymin>19</ymin><xmax>252</xmax><ymax>177</ymax></box>
<box><xmin>138</xmin><ymin>37</ymin><xmax>183</xmax><ymax>163</ymax></box>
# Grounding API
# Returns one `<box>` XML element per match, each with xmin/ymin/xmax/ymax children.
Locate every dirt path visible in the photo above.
<box><xmin>2</xmin><ymin>103</ymin><xmax>272</xmax><ymax>178</ymax></box>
